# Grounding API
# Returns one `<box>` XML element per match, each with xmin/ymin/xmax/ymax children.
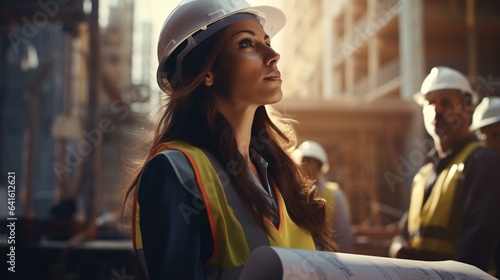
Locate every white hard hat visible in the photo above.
<box><xmin>294</xmin><ymin>141</ymin><xmax>330</xmax><ymax>174</ymax></box>
<box><xmin>413</xmin><ymin>66</ymin><xmax>477</xmax><ymax>106</ymax></box>
<box><xmin>470</xmin><ymin>97</ymin><xmax>500</xmax><ymax>131</ymax></box>
<box><xmin>156</xmin><ymin>0</ymin><xmax>286</xmax><ymax>91</ymax></box>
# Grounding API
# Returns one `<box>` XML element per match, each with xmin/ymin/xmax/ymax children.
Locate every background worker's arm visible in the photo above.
<box><xmin>388</xmin><ymin>212</ymin><xmax>418</xmax><ymax>259</ymax></box>
<box><xmin>138</xmin><ymin>155</ymin><xmax>213</xmax><ymax>279</ymax></box>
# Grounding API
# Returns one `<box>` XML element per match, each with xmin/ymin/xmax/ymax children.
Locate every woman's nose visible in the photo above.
<box><xmin>264</xmin><ymin>46</ymin><xmax>280</xmax><ymax>66</ymax></box>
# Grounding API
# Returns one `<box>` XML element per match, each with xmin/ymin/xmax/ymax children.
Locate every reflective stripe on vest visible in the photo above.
<box><xmin>407</xmin><ymin>142</ymin><xmax>483</xmax><ymax>259</ymax></box>
<box><xmin>132</xmin><ymin>141</ymin><xmax>315</xmax><ymax>279</ymax></box>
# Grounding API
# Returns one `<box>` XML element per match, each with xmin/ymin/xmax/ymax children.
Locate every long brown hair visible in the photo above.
<box><xmin>123</xmin><ymin>26</ymin><xmax>337</xmax><ymax>252</ymax></box>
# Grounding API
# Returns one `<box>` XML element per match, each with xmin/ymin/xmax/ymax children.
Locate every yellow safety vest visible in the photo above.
<box><xmin>133</xmin><ymin>141</ymin><xmax>315</xmax><ymax>279</ymax></box>
<box><xmin>407</xmin><ymin>142</ymin><xmax>483</xmax><ymax>260</ymax></box>
<box><xmin>319</xmin><ymin>181</ymin><xmax>339</xmax><ymax>233</ymax></box>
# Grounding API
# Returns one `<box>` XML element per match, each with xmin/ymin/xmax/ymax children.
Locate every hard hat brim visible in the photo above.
<box><xmin>469</xmin><ymin>116</ymin><xmax>500</xmax><ymax>131</ymax></box>
<box><xmin>240</xmin><ymin>6</ymin><xmax>286</xmax><ymax>38</ymax></box>
<box><xmin>413</xmin><ymin>89</ymin><xmax>478</xmax><ymax>107</ymax></box>
<box><xmin>412</xmin><ymin>91</ymin><xmax>426</xmax><ymax>106</ymax></box>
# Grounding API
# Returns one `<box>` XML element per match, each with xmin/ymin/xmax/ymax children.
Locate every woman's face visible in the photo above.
<box><xmin>208</xmin><ymin>19</ymin><xmax>282</xmax><ymax>110</ymax></box>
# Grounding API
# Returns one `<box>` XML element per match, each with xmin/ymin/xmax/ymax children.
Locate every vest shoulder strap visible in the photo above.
<box><xmin>325</xmin><ymin>181</ymin><xmax>339</xmax><ymax>192</ymax></box>
<box><xmin>155</xmin><ymin>149</ymin><xmax>203</xmax><ymax>200</ymax></box>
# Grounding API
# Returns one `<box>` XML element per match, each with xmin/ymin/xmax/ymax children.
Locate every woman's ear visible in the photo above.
<box><xmin>204</xmin><ymin>71</ymin><xmax>214</xmax><ymax>87</ymax></box>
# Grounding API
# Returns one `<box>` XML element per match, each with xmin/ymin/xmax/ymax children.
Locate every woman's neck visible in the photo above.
<box><xmin>217</xmin><ymin>102</ymin><xmax>258</xmax><ymax>163</ymax></box>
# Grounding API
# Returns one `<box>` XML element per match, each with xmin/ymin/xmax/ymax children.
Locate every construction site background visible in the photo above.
<box><xmin>1</xmin><ymin>0</ymin><xmax>500</xmax><ymax>279</ymax></box>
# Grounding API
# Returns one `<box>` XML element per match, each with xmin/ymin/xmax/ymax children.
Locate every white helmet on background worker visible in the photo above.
<box><xmin>413</xmin><ymin>66</ymin><xmax>478</xmax><ymax>106</ymax></box>
<box><xmin>470</xmin><ymin>97</ymin><xmax>500</xmax><ymax>131</ymax></box>
<box><xmin>156</xmin><ymin>0</ymin><xmax>286</xmax><ymax>91</ymax></box>
<box><xmin>294</xmin><ymin>141</ymin><xmax>330</xmax><ymax>174</ymax></box>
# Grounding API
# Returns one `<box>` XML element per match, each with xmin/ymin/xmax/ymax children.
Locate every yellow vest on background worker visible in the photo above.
<box><xmin>319</xmin><ymin>181</ymin><xmax>339</xmax><ymax>231</ymax></box>
<box><xmin>408</xmin><ymin>142</ymin><xmax>483</xmax><ymax>260</ymax></box>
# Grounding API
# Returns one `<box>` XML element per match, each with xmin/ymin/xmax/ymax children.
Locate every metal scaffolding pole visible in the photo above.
<box><xmin>84</xmin><ymin>0</ymin><xmax>100</xmax><ymax>230</ymax></box>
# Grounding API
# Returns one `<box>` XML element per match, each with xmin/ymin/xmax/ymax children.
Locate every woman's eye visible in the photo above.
<box><xmin>239</xmin><ymin>38</ymin><xmax>254</xmax><ymax>48</ymax></box>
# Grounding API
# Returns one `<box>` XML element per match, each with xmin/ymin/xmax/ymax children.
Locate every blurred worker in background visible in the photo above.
<box><xmin>294</xmin><ymin>141</ymin><xmax>353</xmax><ymax>252</ymax></box>
<box><xmin>470</xmin><ymin>96</ymin><xmax>500</xmax><ymax>153</ymax></box>
<box><xmin>389</xmin><ymin>66</ymin><xmax>500</xmax><ymax>277</ymax></box>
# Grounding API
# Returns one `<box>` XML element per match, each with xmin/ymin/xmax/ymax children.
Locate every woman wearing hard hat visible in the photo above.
<box><xmin>123</xmin><ymin>0</ymin><xmax>337</xmax><ymax>279</ymax></box>
<box><xmin>470</xmin><ymin>96</ymin><xmax>500</xmax><ymax>153</ymax></box>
